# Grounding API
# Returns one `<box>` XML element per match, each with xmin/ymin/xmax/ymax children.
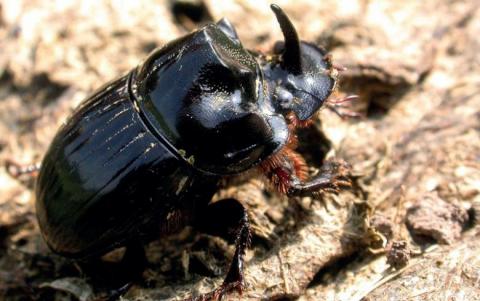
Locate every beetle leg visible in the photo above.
<box><xmin>287</xmin><ymin>160</ymin><xmax>351</xmax><ymax>197</ymax></box>
<box><xmin>104</xmin><ymin>283</ymin><xmax>133</xmax><ymax>301</ymax></box>
<box><xmin>189</xmin><ymin>198</ymin><xmax>251</xmax><ymax>301</ymax></box>
<box><xmin>121</xmin><ymin>242</ymin><xmax>148</xmax><ymax>276</ymax></box>
<box><xmin>261</xmin><ymin>149</ymin><xmax>351</xmax><ymax>197</ymax></box>
<box><xmin>97</xmin><ymin>244</ymin><xmax>146</xmax><ymax>300</ymax></box>
<box><xmin>78</xmin><ymin>243</ymin><xmax>146</xmax><ymax>287</ymax></box>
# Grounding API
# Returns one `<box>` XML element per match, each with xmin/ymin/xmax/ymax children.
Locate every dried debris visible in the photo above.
<box><xmin>365</xmin><ymin>228</ymin><xmax>480</xmax><ymax>301</ymax></box>
<box><xmin>406</xmin><ymin>194</ymin><xmax>470</xmax><ymax>245</ymax></box>
<box><xmin>369</xmin><ymin>213</ymin><xmax>393</xmax><ymax>241</ymax></box>
<box><xmin>39</xmin><ymin>277</ymin><xmax>94</xmax><ymax>301</ymax></box>
<box><xmin>385</xmin><ymin>240</ymin><xmax>411</xmax><ymax>270</ymax></box>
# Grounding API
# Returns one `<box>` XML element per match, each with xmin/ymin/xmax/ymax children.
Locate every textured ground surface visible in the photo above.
<box><xmin>0</xmin><ymin>0</ymin><xmax>479</xmax><ymax>300</ymax></box>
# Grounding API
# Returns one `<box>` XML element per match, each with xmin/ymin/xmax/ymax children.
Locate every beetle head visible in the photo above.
<box><xmin>265</xmin><ymin>4</ymin><xmax>337</xmax><ymax>121</ymax></box>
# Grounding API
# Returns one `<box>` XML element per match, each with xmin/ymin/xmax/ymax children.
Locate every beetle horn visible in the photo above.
<box><xmin>270</xmin><ymin>4</ymin><xmax>302</xmax><ymax>74</ymax></box>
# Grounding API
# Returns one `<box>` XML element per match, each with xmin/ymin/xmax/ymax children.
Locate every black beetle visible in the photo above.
<box><xmin>35</xmin><ymin>4</ymin><xmax>350</xmax><ymax>300</ymax></box>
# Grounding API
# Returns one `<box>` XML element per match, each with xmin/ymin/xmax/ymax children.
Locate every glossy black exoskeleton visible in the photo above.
<box><xmin>36</xmin><ymin>4</ymin><xmax>349</xmax><ymax>300</ymax></box>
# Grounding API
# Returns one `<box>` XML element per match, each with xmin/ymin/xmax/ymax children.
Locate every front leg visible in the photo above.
<box><xmin>187</xmin><ymin>198</ymin><xmax>251</xmax><ymax>301</ymax></box>
<box><xmin>287</xmin><ymin>160</ymin><xmax>351</xmax><ymax>197</ymax></box>
<box><xmin>260</xmin><ymin>148</ymin><xmax>351</xmax><ymax>197</ymax></box>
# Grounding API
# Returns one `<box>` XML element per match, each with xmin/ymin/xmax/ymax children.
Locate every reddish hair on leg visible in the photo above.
<box><xmin>259</xmin><ymin>147</ymin><xmax>309</xmax><ymax>194</ymax></box>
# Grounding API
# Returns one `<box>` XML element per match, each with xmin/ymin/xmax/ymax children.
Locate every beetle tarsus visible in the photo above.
<box><xmin>188</xmin><ymin>198</ymin><xmax>251</xmax><ymax>301</ymax></box>
<box><xmin>286</xmin><ymin>160</ymin><xmax>352</xmax><ymax>197</ymax></box>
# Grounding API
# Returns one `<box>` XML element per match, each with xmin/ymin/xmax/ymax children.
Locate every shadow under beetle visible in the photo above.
<box><xmin>35</xmin><ymin>4</ymin><xmax>351</xmax><ymax>300</ymax></box>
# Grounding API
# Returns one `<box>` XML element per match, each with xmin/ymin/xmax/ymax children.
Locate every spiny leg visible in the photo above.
<box><xmin>187</xmin><ymin>198</ymin><xmax>251</xmax><ymax>301</ymax></box>
<box><xmin>286</xmin><ymin>160</ymin><xmax>351</xmax><ymax>197</ymax></box>
<box><xmin>261</xmin><ymin>148</ymin><xmax>351</xmax><ymax>198</ymax></box>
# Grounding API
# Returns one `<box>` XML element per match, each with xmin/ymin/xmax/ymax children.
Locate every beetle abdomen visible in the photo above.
<box><xmin>36</xmin><ymin>74</ymin><xmax>215</xmax><ymax>258</ymax></box>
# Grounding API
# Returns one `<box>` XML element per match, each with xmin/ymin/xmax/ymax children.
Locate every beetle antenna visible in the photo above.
<box><xmin>270</xmin><ymin>4</ymin><xmax>302</xmax><ymax>74</ymax></box>
<box><xmin>326</xmin><ymin>104</ymin><xmax>363</xmax><ymax>119</ymax></box>
<box><xmin>328</xmin><ymin>94</ymin><xmax>359</xmax><ymax>104</ymax></box>
<box><xmin>333</xmin><ymin>63</ymin><xmax>347</xmax><ymax>72</ymax></box>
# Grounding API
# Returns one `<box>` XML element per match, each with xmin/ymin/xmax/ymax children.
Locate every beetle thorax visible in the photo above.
<box><xmin>131</xmin><ymin>25</ymin><xmax>289</xmax><ymax>175</ymax></box>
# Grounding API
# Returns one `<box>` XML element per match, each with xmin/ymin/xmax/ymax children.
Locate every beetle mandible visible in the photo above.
<box><xmin>35</xmin><ymin>4</ymin><xmax>351</xmax><ymax>300</ymax></box>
